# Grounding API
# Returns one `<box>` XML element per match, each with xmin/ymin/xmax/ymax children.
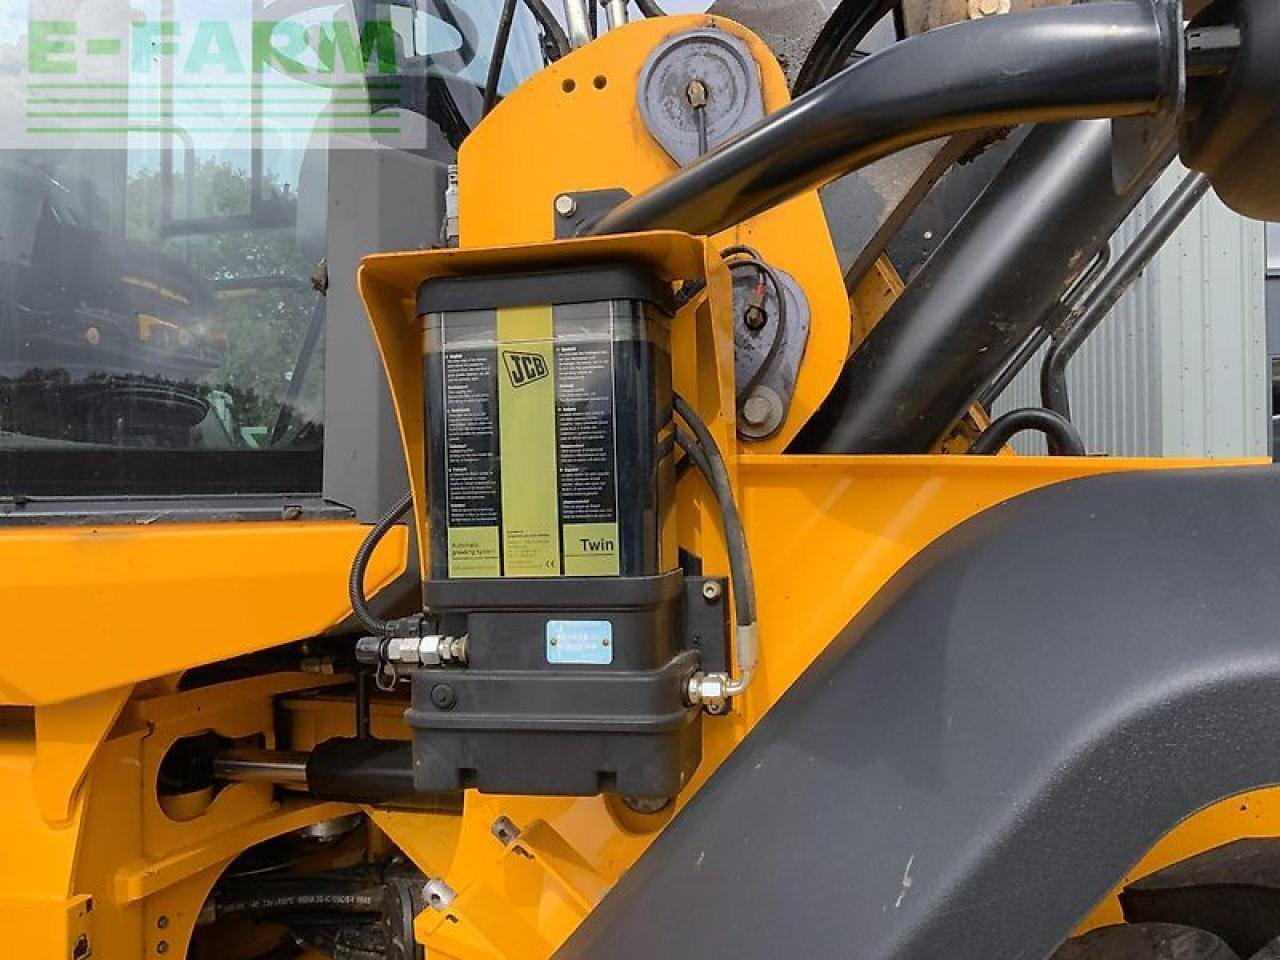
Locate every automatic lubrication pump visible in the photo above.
<box><xmin>351</xmin><ymin>259</ymin><xmax>757</xmax><ymax>802</ymax></box>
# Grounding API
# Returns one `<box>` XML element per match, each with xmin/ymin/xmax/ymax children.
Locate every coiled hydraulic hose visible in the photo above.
<box><xmin>968</xmin><ymin>408</ymin><xmax>1086</xmax><ymax>456</ymax></box>
<box><xmin>348</xmin><ymin>493</ymin><xmax>413</xmax><ymax>637</ymax></box>
<box><xmin>673</xmin><ymin>395</ymin><xmax>758</xmax><ymax>698</ymax></box>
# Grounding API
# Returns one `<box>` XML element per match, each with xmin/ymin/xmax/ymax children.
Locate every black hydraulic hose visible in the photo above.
<box><xmin>674</xmin><ymin>429</ymin><xmax>754</xmax><ymax>627</ymax></box>
<box><xmin>1041</xmin><ymin>170</ymin><xmax>1212</xmax><ymax>420</ymax></box>
<box><xmin>348</xmin><ymin>493</ymin><xmax>413</xmax><ymax>637</ymax></box>
<box><xmin>635</xmin><ymin>0</ymin><xmax>668</xmax><ymax>17</ymax></box>
<box><xmin>213</xmin><ymin>890</ymin><xmax>385</xmax><ymax>918</ymax></box>
<box><xmin>589</xmin><ymin>1</ymin><xmax>1178</xmax><ymax>238</ymax></box>
<box><xmin>792</xmin><ymin>0</ymin><xmax>898</xmax><ymax>97</ymax></box>
<box><xmin>672</xmin><ymin>395</ymin><xmax>756</xmax><ymax>629</ymax></box>
<box><xmin>968</xmin><ymin>408</ymin><xmax>1086</xmax><ymax>456</ymax></box>
<box><xmin>481</xmin><ymin>0</ymin><xmax>520</xmax><ymax>117</ymax></box>
<box><xmin>523</xmin><ymin>0</ymin><xmax>571</xmax><ymax>60</ymax></box>
<box><xmin>791</xmin><ymin>120</ymin><xmax>1176</xmax><ymax>454</ymax></box>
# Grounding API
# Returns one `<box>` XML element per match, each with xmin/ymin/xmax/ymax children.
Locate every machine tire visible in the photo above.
<box><xmin>1054</xmin><ymin>839</ymin><xmax>1280</xmax><ymax>959</ymax></box>
<box><xmin>1050</xmin><ymin>923</ymin><xmax>1241</xmax><ymax>959</ymax></box>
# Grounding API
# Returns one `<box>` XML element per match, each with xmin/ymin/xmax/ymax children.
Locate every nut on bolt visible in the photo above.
<box><xmin>555</xmin><ymin>194</ymin><xmax>577</xmax><ymax>218</ymax></box>
<box><xmin>701</xmin><ymin>580</ymin><xmax>722</xmax><ymax>602</ymax></box>
<box><xmin>686</xmin><ymin>671</ymin><xmax>730</xmax><ymax>714</ymax></box>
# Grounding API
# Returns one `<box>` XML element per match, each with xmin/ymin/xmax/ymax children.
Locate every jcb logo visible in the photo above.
<box><xmin>503</xmin><ymin>351</ymin><xmax>549</xmax><ymax>388</ymax></box>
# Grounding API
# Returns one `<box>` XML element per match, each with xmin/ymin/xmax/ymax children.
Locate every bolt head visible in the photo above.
<box><xmin>554</xmin><ymin>194</ymin><xmax>577</xmax><ymax>217</ymax></box>
<box><xmin>742</xmin><ymin>394</ymin><xmax>773</xmax><ymax>427</ymax></box>
<box><xmin>701</xmin><ymin>580</ymin><xmax>722</xmax><ymax>602</ymax></box>
<box><xmin>430</xmin><ymin>683</ymin><xmax>457</xmax><ymax>710</ymax></box>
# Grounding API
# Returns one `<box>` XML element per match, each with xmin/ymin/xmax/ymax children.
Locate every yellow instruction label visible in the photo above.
<box><xmin>497</xmin><ymin>306</ymin><xmax>561</xmax><ymax>577</ymax></box>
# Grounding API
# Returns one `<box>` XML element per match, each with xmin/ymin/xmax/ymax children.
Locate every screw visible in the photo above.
<box><xmin>554</xmin><ymin>194</ymin><xmax>577</xmax><ymax>218</ymax></box>
<box><xmin>701</xmin><ymin>580</ymin><xmax>722</xmax><ymax>602</ymax></box>
<box><xmin>430</xmin><ymin>684</ymin><xmax>457</xmax><ymax>710</ymax></box>
<box><xmin>742</xmin><ymin>394</ymin><xmax>773</xmax><ymax>427</ymax></box>
<box><xmin>157</xmin><ymin>916</ymin><xmax>169</xmax><ymax>930</ymax></box>
<box><xmin>743</xmin><ymin>304</ymin><xmax>767</xmax><ymax>331</ymax></box>
<box><xmin>157</xmin><ymin>942</ymin><xmax>169</xmax><ymax>955</ymax></box>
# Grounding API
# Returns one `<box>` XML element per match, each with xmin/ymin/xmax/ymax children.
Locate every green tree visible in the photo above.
<box><xmin>126</xmin><ymin>158</ymin><xmax>323</xmax><ymax>438</ymax></box>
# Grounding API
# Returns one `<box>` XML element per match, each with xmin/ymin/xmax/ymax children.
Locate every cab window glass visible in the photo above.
<box><xmin>0</xmin><ymin>0</ymin><xmax>544</xmax><ymax>498</ymax></box>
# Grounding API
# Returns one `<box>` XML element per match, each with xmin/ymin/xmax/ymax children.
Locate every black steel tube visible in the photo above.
<box><xmin>1041</xmin><ymin>171</ymin><xmax>1212</xmax><ymax>420</ymax></box>
<box><xmin>791</xmin><ymin>120</ymin><xmax>1175</xmax><ymax>454</ymax></box>
<box><xmin>968</xmin><ymin>408</ymin><xmax>1086</xmax><ymax>456</ymax></box>
<box><xmin>975</xmin><ymin>243</ymin><xmax>1113</xmax><ymax>410</ymax></box>
<box><xmin>589</xmin><ymin>1</ymin><xmax>1177</xmax><ymax>238</ymax></box>
<box><xmin>481</xmin><ymin>0</ymin><xmax>519</xmax><ymax>116</ymax></box>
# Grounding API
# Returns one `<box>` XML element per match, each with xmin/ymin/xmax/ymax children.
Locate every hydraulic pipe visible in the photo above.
<box><xmin>968</xmin><ymin>408</ymin><xmax>1086</xmax><ymax>456</ymax></box>
<box><xmin>603</xmin><ymin>0</ymin><xmax>628</xmax><ymax>30</ymax></box>
<box><xmin>975</xmin><ymin>243</ymin><xmax>1113</xmax><ymax>410</ymax></box>
<box><xmin>561</xmin><ymin>0</ymin><xmax>593</xmax><ymax>48</ymax></box>
<box><xmin>214</xmin><ymin>742</ymin><xmax>464</xmax><ymax>813</ymax></box>
<box><xmin>791</xmin><ymin>120</ymin><xmax>1175</xmax><ymax>454</ymax></box>
<box><xmin>589</xmin><ymin>1</ymin><xmax>1180</xmax><ymax>238</ymax></box>
<box><xmin>1041</xmin><ymin>170</ymin><xmax>1211</xmax><ymax>420</ymax></box>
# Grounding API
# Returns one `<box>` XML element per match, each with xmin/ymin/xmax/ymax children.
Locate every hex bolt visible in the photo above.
<box><xmin>157</xmin><ymin>941</ymin><xmax>169</xmax><ymax>955</ymax></box>
<box><xmin>701</xmin><ymin>580</ymin><xmax>722</xmax><ymax>602</ymax></box>
<box><xmin>554</xmin><ymin>194</ymin><xmax>578</xmax><ymax>218</ymax></box>
<box><xmin>430</xmin><ymin>684</ymin><xmax>457</xmax><ymax>710</ymax></box>
<box><xmin>743</xmin><ymin>304</ymin><xmax>767</xmax><ymax>331</ymax></box>
<box><xmin>156</xmin><ymin>916</ymin><xmax>169</xmax><ymax>930</ymax></box>
<box><xmin>742</xmin><ymin>394</ymin><xmax>773</xmax><ymax>427</ymax></box>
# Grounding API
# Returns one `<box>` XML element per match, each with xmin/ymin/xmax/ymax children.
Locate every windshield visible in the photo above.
<box><xmin>0</xmin><ymin>0</ymin><xmax>546</xmax><ymax>499</ymax></box>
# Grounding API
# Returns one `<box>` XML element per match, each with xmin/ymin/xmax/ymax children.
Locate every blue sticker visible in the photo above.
<box><xmin>546</xmin><ymin>620</ymin><xmax>613</xmax><ymax>665</ymax></box>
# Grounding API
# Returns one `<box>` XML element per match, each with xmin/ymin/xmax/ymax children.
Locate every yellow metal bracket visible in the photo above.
<box><xmin>33</xmin><ymin>685</ymin><xmax>132</xmax><ymax>825</ymax></box>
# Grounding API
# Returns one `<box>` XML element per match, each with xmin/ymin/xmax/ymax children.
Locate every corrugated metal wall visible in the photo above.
<box><xmin>993</xmin><ymin>163</ymin><xmax>1269</xmax><ymax>457</ymax></box>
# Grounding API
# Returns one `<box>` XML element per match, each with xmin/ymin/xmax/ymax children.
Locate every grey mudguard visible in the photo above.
<box><xmin>555</xmin><ymin>466</ymin><xmax>1280</xmax><ymax>959</ymax></box>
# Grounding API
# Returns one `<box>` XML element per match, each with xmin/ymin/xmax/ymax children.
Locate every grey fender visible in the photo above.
<box><xmin>556</xmin><ymin>466</ymin><xmax>1280</xmax><ymax>959</ymax></box>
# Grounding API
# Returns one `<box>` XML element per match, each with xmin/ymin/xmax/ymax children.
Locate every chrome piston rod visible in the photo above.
<box><xmin>213</xmin><ymin>749</ymin><xmax>309</xmax><ymax>785</ymax></box>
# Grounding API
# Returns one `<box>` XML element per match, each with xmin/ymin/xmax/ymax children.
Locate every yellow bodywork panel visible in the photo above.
<box><xmin>458</xmin><ymin>14</ymin><xmax>851</xmax><ymax>454</ymax></box>
<box><xmin>0</xmin><ymin>521</ymin><xmax>407</xmax><ymax>707</ymax></box>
